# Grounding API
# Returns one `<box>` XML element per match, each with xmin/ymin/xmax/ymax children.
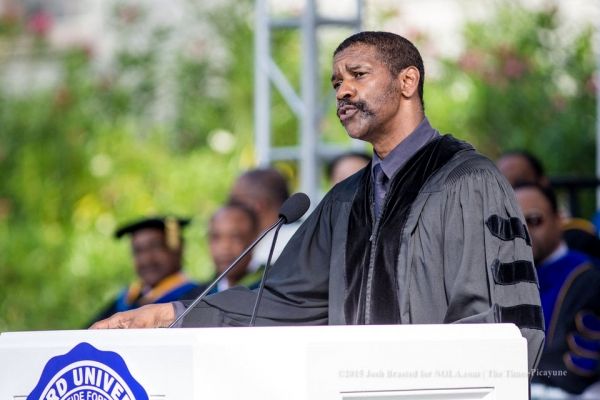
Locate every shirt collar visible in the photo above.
<box><xmin>371</xmin><ymin>117</ymin><xmax>440</xmax><ymax>180</ymax></box>
<box><xmin>539</xmin><ymin>241</ymin><xmax>568</xmax><ymax>268</ymax></box>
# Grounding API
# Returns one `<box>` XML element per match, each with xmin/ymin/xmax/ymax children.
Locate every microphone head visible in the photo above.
<box><xmin>279</xmin><ymin>192</ymin><xmax>310</xmax><ymax>224</ymax></box>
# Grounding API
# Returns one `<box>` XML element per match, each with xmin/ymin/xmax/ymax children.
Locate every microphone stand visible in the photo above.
<box><xmin>249</xmin><ymin>222</ymin><xmax>283</xmax><ymax>326</ymax></box>
<box><xmin>168</xmin><ymin>217</ymin><xmax>285</xmax><ymax>328</ymax></box>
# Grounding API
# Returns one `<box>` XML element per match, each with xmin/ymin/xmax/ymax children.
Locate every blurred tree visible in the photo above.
<box><xmin>427</xmin><ymin>3</ymin><xmax>596</xmax><ymax>180</ymax></box>
<box><xmin>0</xmin><ymin>0</ymin><xmax>260</xmax><ymax>330</ymax></box>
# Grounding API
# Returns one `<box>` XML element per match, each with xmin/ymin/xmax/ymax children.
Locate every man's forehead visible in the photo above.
<box><xmin>213</xmin><ymin>207</ymin><xmax>249</xmax><ymax>222</ymax></box>
<box><xmin>333</xmin><ymin>43</ymin><xmax>378</xmax><ymax>64</ymax></box>
<box><xmin>210</xmin><ymin>209</ymin><xmax>254</xmax><ymax>233</ymax></box>
<box><xmin>131</xmin><ymin>228</ymin><xmax>166</xmax><ymax>246</ymax></box>
<box><xmin>516</xmin><ymin>187</ymin><xmax>551</xmax><ymax>210</ymax></box>
<box><xmin>132</xmin><ymin>227</ymin><xmax>164</xmax><ymax>238</ymax></box>
<box><xmin>500</xmin><ymin>154</ymin><xmax>533</xmax><ymax>169</ymax></box>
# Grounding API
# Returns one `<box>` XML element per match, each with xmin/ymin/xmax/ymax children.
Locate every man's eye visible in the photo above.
<box><xmin>355</xmin><ymin>71</ymin><xmax>366</xmax><ymax>78</ymax></box>
<box><xmin>333</xmin><ymin>81</ymin><xmax>341</xmax><ymax>89</ymax></box>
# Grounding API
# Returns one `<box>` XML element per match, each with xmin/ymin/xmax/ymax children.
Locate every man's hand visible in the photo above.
<box><xmin>90</xmin><ymin>303</ymin><xmax>176</xmax><ymax>329</ymax></box>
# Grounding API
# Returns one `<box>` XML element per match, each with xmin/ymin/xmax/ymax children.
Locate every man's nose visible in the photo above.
<box><xmin>135</xmin><ymin>248</ymin><xmax>154</xmax><ymax>265</ymax></box>
<box><xmin>336</xmin><ymin>80</ymin><xmax>356</xmax><ymax>100</ymax></box>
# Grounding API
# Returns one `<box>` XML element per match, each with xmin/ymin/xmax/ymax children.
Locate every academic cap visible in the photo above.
<box><xmin>114</xmin><ymin>216</ymin><xmax>191</xmax><ymax>250</ymax></box>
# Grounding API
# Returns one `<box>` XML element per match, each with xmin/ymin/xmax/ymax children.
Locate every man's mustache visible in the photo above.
<box><xmin>337</xmin><ymin>99</ymin><xmax>373</xmax><ymax>116</ymax></box>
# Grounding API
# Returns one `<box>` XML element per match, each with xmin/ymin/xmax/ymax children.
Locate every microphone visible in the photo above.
<box><xmin>249</xmin><ymin>192</ymin><xmax>310</xmax><ymax>326</ymax></box>
<box><xmin>168</xmin><ymin>192</ymin><xmax>310</xmax><ymax>328</ymax></box>
<box><xmin>278</xmin><ymin>192</ymin><xmax>310</xmax><ymax>224</ymax></box>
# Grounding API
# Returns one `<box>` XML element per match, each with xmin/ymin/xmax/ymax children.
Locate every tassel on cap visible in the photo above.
<box><xmin>165</xmin><ymin>216</ymin><xmax>180</xmax><ymax>251</ymax></box>
<box><xmin>114</xmin><ymin>216</ymin><xmax>191</xmax><ymax>250</ymax></box>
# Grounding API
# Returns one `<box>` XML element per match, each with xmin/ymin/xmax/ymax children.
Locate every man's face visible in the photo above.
<box><xmin>515</xmin><ymin>187</ymin><xmax>562</xmax><ymax>264</ymax></box>
<box><xmin>208</xmin><ymin>208</ymin><xmax>256</xmax><ymax>278</ymax></box>
<box><xmin>332</xmin><ymin>44</ymin><xmax>402</xmax><ymax>144</ymax></box>
<box><xmin>497</xmin><ymin>155</ymin><xmax>537</xmax><ymax>187</ymax></box>
<box><xmin>131</xmin><ymin>228</ymin><xmax>181</xmax><ymax>288</ymax></box>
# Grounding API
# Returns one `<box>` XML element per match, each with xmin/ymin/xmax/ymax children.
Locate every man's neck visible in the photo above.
<box><xmin>539</xmin><ymin>241</ymin><xmax>568</xmax><ymax>267</ymax></box>
<box><xmin>373</xmin><ymin>109</ymin><xmax>424</xmax><ymax>158</ymax></box>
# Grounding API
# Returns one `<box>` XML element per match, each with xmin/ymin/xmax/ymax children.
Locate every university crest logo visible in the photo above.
<box><xmin>27</xmin><ymin>342</ymin><xmax>149</xmax><ymax>400</ymax></box>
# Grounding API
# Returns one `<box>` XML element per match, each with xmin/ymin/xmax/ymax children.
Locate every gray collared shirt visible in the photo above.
<box><xmin>371</xmin><ymin>117</ymin><xmax>440</xmax><ymax>216</ymax></box>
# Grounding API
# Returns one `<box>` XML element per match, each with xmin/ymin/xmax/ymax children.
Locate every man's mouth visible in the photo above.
<box><xmin>337</xmin><ymin>104</ymin><xmax>359</xmax><ymax>122</ymax></box>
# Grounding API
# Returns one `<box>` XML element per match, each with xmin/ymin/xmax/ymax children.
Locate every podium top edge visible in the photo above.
<box><xmin>1</xmin><ymin>323</ymin><xmax>523</xmax><ymax>339</ymax></box>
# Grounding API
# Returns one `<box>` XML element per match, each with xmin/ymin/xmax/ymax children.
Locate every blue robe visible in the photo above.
<box><xmin>534</xmin><ymin>249</ymin><xmax>600</xmax><ymax>393</ymax></box>
<box><xmin>91</xmin><ymin>272</ymin><xmax>203</xmax><ymax>325</ymax></box>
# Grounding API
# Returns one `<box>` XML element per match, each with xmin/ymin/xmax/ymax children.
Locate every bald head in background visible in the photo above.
<box><xmin>328</xmin><ymin>151</ymin><xmax>371</xmax><ymax>186</ymax></box>
<box><xmin>496</xmin><ymin>150</ymin><xmax>548</xmax><ymax>187</ymax></box>
<box><xmin>229</xmin><ymin>168</ymin><xmax>289</xmax><ymax>231</ymax></box>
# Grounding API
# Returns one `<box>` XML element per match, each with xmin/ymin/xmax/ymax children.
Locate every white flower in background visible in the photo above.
<box><xmin>208</xmin><ymin>129</ymin><xmax>236</xmax><ymax>154</ymax></box>
<box><xmin>90</xmin><ymin>154</ymin><xmax>113</xmax><ymax>177</ymax></box>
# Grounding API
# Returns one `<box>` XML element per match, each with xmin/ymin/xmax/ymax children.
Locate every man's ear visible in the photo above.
<box><xmin>398</xmin><ymin>66</ymin><xmax>420</xmax><ymax>99</ymax></box>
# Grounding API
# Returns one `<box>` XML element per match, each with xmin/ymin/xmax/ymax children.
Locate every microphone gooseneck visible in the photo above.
<box><xmin>168</xmin><ymin>217</ymin><xmax>284</xmax><ymax>328</ymax></box>
<box><xmin>249</xmin><ymin>192</ymin><xmax>310</xmax><ymax>326</ymax></box>
<box><xmin>249</xmin><ymin>222</ymin><xmax>282</xmax><ymax>327</ymax></box>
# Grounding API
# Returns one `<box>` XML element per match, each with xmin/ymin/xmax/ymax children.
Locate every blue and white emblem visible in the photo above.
<box><xmin>27</xmin><ymin>342</ymin><xmax>149</xmax><ymax>400</ymax></box>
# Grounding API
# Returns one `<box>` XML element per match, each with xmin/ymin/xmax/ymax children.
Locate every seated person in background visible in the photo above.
<box><xmin>515</xmin><ymin>182</ymin><xmax>600</xmax><ymax>394</ymax></box>
<box><xmin>562</xmin><ymin>218</ymin><xmax>600</xmax><ymax>261</ymax></box>
<box><xmin>496</xmin><ymin>149</ymin><xmax>548</xmax><ymax>187</ymax></box>
<box><xmin>208</xmin><ymin>202</ymin><xmax>261</xmax><ymax>291</ymax></box>
<box><xmin>327</xmin><ymin>151</ymin><xmax>371</xmax><ymax>186</ymax></box>
<box><xmin>229</xmin><ymin>168</ymin><xmax>299</xmax><ymax>269</ymax></box>
<box><xmin>497</xmin><ymin>149</ymin><xmax>600</xmax><ymax>260</ymax></box>
<box><xmin>91</xmin><ymin>216</ymin><xmax>202</xmax><ymax>323</ymax></box>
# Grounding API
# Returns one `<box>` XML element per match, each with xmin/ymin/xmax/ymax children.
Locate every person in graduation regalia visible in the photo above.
<box><xmin>497</xmin><ymin>150</ymin><xmax>600</xmax><ymax>260</ymax></box>
<box><xmin>90</xmin><ymin>216</ymin><xmax>203</xmax><ymax>324</ymax></box>
<box><xmin>515</xmin><ymin>183</ymin><xmax>600</xmax><ymax>395</ymax></box>
<box><xmin>92</xmin><ymin>31</ymin><xmax>545</xmax><ymax>372</ymax></box>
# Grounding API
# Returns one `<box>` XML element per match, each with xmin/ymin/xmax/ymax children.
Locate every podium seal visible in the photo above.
<box><xmin>27</xmin><ymin>342</ymin><xmax>149</xmax><ymax>400</ymax></box>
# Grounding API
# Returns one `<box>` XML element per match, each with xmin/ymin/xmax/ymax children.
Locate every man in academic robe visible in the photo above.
<box><xmin>92</xmin><ymin>31</ymin><xmax>544</xmax><ymax>372</ymax></box>
<box><xmin>91</xmin><ymin>216</ymin><xmax>202</xmax><ymax>323</ymax></box>
<box><xmin>515</xmin><ymin>183</ymin><xmax>600</xmax><ymax>394</ymax></box>
<box><xmin>496</xmin><ymin>150</ymin><xmax>600</xmax><ymax>260</ymax></box>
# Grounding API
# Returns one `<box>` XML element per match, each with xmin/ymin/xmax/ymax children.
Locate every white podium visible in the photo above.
<box><xmin>0</xmin><ymin>324</ymin><xmax>528</xmax><ymax>400</ymax></box>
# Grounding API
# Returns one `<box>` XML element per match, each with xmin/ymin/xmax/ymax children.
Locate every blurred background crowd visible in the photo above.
<box><xmin>1</xmin><ymin>1</ymin><xmax>600</xmax><ymax>393</ymax></box>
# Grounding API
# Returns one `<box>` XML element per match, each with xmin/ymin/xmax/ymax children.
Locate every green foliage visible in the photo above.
<box><xmin>173</xmin><ymin>1</ymin><xmax>256</xmax><ymax>150</ymax></box>
<box><xmin>0</xmin><ymin>1</ymin><xmax>255</xmax><ymax>330</ymax></box>
<box><xmin>426</xmin><ymin>3</ymin><xmax>596</xmax><ymax>178</ymax></box>
<box><xmin>424</xmin><ymin>2</ymin><xmax>596</xmax><ymax>216</ymax></box>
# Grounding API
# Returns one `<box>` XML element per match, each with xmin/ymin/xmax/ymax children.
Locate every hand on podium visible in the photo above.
<box><xmin>90</xmin><ymin>303</ymin><xmax>175</xmax><ymax>329</ymax></box>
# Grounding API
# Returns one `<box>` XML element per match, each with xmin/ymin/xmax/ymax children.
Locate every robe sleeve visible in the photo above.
<box><xmin>441</xmin><ymin>166</ymin><xmax>545</xmax><ymax>372</ymax></box>
<box><xmin>179</xmin><ymin>193</ymin><xmax>335</xmax><ymax>327</ymax></box>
